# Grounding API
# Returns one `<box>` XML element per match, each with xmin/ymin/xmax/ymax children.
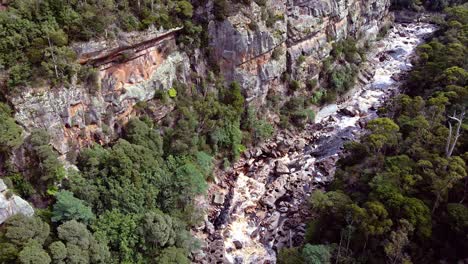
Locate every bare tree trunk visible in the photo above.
<box><xmin>460</xmin><ymin>177</ymin><xmax>468</xmax><ymax>204</ymax></box>
<box><xmin>446</xmin><ymin>110</ymin><xmax>465</xmax><ymax>158</ymax></box>
<box><xmin>335</xmin><ymin>231</ymin><xmax>343</xmax><ymax>264</ymax></box>
<box><xmin>46</xmin><ymin>35</ymin><xmax>59</xmax><ymax>80</ymax></box>
<box><xmin>445</xmin><ymin>120</ymin><xmax>452</xmax><ymax>156</ymax></box>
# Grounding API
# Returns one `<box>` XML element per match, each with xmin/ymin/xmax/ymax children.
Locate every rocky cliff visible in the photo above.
<box><xmin>208</xmin><ymin>0</ymin><xmax>392</xmax><ymax>104</ymax></box>
<box><xmin>8</xmin><ymin>28</ymin><xmax>190</xmax><ymax>156</ymax></box>
<box><xmin>6</xmin><ymin>0</ymin><xmax>391</xmax><ymax>160</ymax></box>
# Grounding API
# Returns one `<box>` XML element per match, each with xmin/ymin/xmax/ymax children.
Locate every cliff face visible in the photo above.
<box><xmin>208</xmin><ymin>0</ymin><xmax>392</xmax><ymax>104</ymax></box>
<box><xmin>7</xmin><ymin>0</ymin><xmax>391</xmax><ymax>157</ymax></box>
<box><xmin>9</xmin><ymin>29</ymin><xmax>190</xmax><ymax>155</ymax></box>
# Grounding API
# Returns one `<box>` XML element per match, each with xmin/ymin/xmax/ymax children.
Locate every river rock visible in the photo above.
<box><xmin>233</xmin><ymin>240</ymin><xmax>243</xmax><ymax>249</ymax></box>
<box><xmin>295</xmin><ymin>138</ymin><xmax>307</xmax><ymax>151</ymax></box>
<box><xmin>275</xmin><ymin>160</ymin><xmax>290</xmax><ymax>175</ymax></box>
<box><xmin>340</xmin><ymin>106</ymin><xmax>359</xmax><ymax>117</ymax></box>
<box><xmin>205</xmin><ymin>219</ymin><xmax>215</xmax><ymax>235</ymax></box>
<box><xmin>213</xmin><ymin>193</ymin><xmax>226</xmax><ymax>205</ymax></box>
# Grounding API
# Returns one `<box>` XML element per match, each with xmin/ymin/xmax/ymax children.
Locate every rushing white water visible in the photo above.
<box><xmin>316</xmin><ymin>22</ymin><xmax>437</xmax><ymax>125</ymax></box>
<box><xmin>202</xmin><ymin>22</ymin><xmax>437</xmax><ymax>264</ymax></box>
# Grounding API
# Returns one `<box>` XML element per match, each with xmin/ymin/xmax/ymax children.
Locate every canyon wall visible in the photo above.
<box><xmin>7</xmin><ymin>0</ymin><xmax>391</xmax><ymax>159</ymax></box>
<box><xmin>8</xmin><ymin>28</ymin><xmax>190</xmax><ymax>155</ymax></box>
<box><xmin>208</xmin><ymin>0</ymin><xmax>392</xmax><ymax>104</ymax></box>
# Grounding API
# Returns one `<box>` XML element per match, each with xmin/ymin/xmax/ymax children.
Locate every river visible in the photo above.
<box><xmin>194</xmin><ymin>20</ymin><xmax>437</xmax><ymax>264</ymax></box>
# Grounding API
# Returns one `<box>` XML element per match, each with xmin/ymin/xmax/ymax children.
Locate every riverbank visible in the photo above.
<box><xmin>193</xmin><ymin>20</ymin><xmax>437</xmax><ymax>264</ymax></box>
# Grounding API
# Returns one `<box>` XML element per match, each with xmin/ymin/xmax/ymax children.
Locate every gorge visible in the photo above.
<box><xmin>0</xmin><ymin>0</ymin><xmax>466</xmax><ymax>264</ymax></box>
<box><xmin>195</xmin><ymin>20</ymin><xmax>437</xmax><ymax>264</ymax></box>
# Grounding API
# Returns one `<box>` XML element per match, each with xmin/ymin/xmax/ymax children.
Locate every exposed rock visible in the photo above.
<box><xmin>275</xmin><ymin>160</ymin><xmax>290</xmax><ymax>175</ymax></box>
<box><xmin>9</xmin><ymin>29</ymin><xmax>190</xmax><ymax>156</ymax></box>
<box><xmin>0</xmin><ymin>180</ymin><xmax>6</xmax><ymax>192</ymax></box>
<box><xmin>205</xmin><ymin>219</ymin><xmax>215</xmax><ymax>235</ymax></box>
<box><xmin>233</xmin><ymin>240</ymin><xmax>243</xmax><ymax>249</ymax></box>
<box><xmin>213</xmin><ymin>193</ymin><xmax>226</xmax><ymax>205</ymax></box>
<box><xmin>0</xmin><ymin>179</ymin><xmax>34</xmax><ymax>224</ymax></box>
<box><xmin>340</xmin><ymin>106</ymin><xmax>359</xmax><ymax>117</ymax></box>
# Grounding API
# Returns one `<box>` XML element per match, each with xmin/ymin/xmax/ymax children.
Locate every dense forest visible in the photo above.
<box><xmin>278</xmin><ymin>4</ymin><xmax>468</xmax><ymax>264</ymax></box>
<box><xmin>0</xmin><ymin>80</ymin><xmax>268</xmax><ymax>263</ymax></box>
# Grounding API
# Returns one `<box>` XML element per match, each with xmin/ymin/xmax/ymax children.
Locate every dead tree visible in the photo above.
<box><xmin>445</xmin><ymin>109</ymin><xmax>465</xmax><ymax>158</ymax></box>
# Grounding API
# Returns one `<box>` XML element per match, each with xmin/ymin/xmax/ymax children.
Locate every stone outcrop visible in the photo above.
<box><xmin>8</xmin><ymin>29</ymin><xmax>190</xmax><ymax>155</ymax></box>
<box><xmin>0</xmin><ymin>179</ymin><xmax>34</xmax><ymax>224</ymax></box>
<box><xmin>208</xmin><ymin>0</ymin><xmax>392</xmax><ymax>104</ymax></box>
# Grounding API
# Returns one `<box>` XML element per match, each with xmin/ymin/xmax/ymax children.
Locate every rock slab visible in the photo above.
<box><xmin>0</xmin><ymin>179</ymin><xmax>34</xmax><ymax>224</ymax></box>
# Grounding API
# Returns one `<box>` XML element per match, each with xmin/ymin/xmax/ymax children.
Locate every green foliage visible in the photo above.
<box><xmin>18</xmin><ymin>240</ymin><xmax>51</xmax><ymax>264</ymax></box>
<box><xmin>280</xmin><ymin>97</ymin><xmax>315</xmax><ymax>128</ymax></box>
<box><xmin>278</xmin><ymin>247</ymin><xmax>304</xmax><ymax>264</ymax></box>
<box><xmin>139</xmin><ymin>210</ymin><xmax>177</xmax><ymax>249</ymax></box>
<box><xmin>447</xmin><ymin>203</ymin><xmax>468</xmax><ymax>234</ymax></box>
<box><xmin>242</xmin><ymin>107</ymin><xmax>275</xmax><ymax>145</ymax></box>
<box><xmin>71</xmin><ymin>140</ymin><xmax>163</xmax><ymax>214</ymax></box>
<box><xmin>3</xmin><ymin>215</ymin><xmax>50</xmax><ymax>247</ymax></box>
<box><xmin>214</xmin><ymin>0</ymin><xmax>229</xmax><ymax>20</ymax></box>
<box><xmin>271</xmin><ymin>47</ymin><xmax>284</xmax><ymax>60</ymax></box>
<box><xmin>29</xmin><ymin>129</ymin><xmax>66</xmax><ymax>188</ymax></box>
<box><xmin>156</xmin><ymin>247</ymin><xmax>190</xmax><ymax>264</ymax></box>
<box><xmin>223</xmin><ymin>82</ymin><xmax>245</xmax><ymax>115</ymax></box>
<box><xmin>304</xmin><ymin>7</ymin><xmax>468</xmax><ymax>263</ymax></box>
<box><xmin>168</xmin><ymin>88</ymin><xmax>178</xmax><ymax>98</ymax></box>
<box><xmin>252</xmin><ymin>119</ymin><xmax>275</xmax><ymax>143</ymax></box>
<box><xmin>52</xmin><ymin>190</ymin><xmax>94</xmax><ymax>224</ymax></box>
<box><xmin>329</xmin><ymin>64</ymin><xmax>358</xmax><ymax>94</ymax></box>
<box><xmin>124</xmin><ymin>118</ymin><xmax>163</xmax><ymax>157</ymax></box>
<box><xmin>0</xmin><ymin>103</ymin><xmax>23</xmax><ymax>152</ymax></box>
<box><xmin>310</xmin><ymin>90</ymin><xmax>325</xmax><ymax>105</ymax></box>
<box><xmin>297</xmin><ymin>55</ymin><xmax>306</xmax><ymax>65</ymax></box>
<box><xmin>302</xmin><ymin>244</ymin><xmax>331</xmax><ymax>264</ymax></box>
<box><xmin>289</xmin><ymin>80</ymin><xmax>301</xmax><ymax>91</ymax></box>
<box><xmin>366</xmin><ymin>118</ymin><xmax>400</xmax><ymax>152</ymax></box>
<box><xmin>306</xmin><ymin>79</ymin><xmax>318</xmax><ymax>90</ymax></box>
<box><xmin>48</xmin><ymin>241</ymin><xmax>67</xmax><ymax>263</ymax></box>
<box><xmin>57</xmin><ymin>220</ymin><xmax>110</xmax><ymax>263</ymax></box>
<box><xmin>92</xmin><ymin>210</ymin><xmax>141</xmax><ymax>263</ymax></box>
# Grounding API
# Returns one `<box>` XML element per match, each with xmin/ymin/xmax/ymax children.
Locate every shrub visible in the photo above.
<box><xmin>307</xmin><ymin>79</ymin><xmax>318</xmax><ymax>90</ymax></box>
<box><xmin>271</xmin><ymin>47</ymin><xmax>284</xmax><ymax>60</ymax></box>
<box><xmin>329</xmin><ymin>65</ymin><xmax>357</xmax><ymax>94</ymax></box>
<box><xmin>253</xmin><ymin>120</ymin><xmax>274</xmax><ymax>144</ymax></box>
<box><xmin>289</xmin><ymin>80</ymin><xmax>301</xmax><ymax>91</ymax></box>
<box><xmin>297</xmin><ymin>55</ymin><xmax>306</xmax><ymax>65</ymax></box>
<box><xmin>266</xmin><ymin>90</ymin><xmax>281</xmax><ymax>111</ymax></box>
<box><xmin>168</xmin><ymin>88</ymin><xmax>178</xmax><ymax>98</ymax></box>
<box><xmin>310</xmin><ymin>90</ymin><xmax>324</xmax><ymax>105</ymax></box>
<box><xmin>280</xmin><ymin>97</ymin><xmax>314</xmax><ymax>128</ymax></box>
<box><xmin>52</xmin><ymin>190</ymin><xmax>95</xmax><ymax>223</ymax></box>
<box><xmin>214</xmin><ymin>0</ymin><xmax>229</xmax><ymax>21</ymax></box>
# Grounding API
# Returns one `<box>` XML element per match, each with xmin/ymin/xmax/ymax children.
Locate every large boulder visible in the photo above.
<box><xmin>0</xmin><ymin>179</ymin><xmax>34</xmax><ymax>224</ymax></box>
